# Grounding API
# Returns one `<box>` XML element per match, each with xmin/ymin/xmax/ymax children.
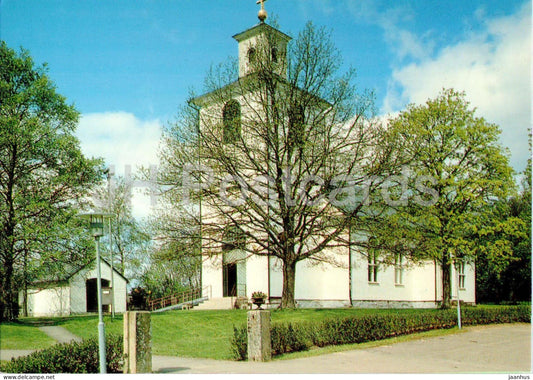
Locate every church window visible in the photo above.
<box><xmin>223</xmin><ymin>100</ymin><xmax>241</xmax><ymax>144</ymax></box>
<box><xmin>368</xmin><ymin>250</ymin><xmax>379</xmax><ymax>283</ymax></box>
<box><xmin>248</xmin><ymin>47</ymin><xmax>257</xmax><ymax>66</ymax></box>
<box><xmin>394</xmin><ymin>253</ymin><xmax>404</xmax><ymax>285</ymax></box>
<box><xmin>271</xmin><ymin>47</ymin><xmax>278</xmax><ymax>63</ymax></box>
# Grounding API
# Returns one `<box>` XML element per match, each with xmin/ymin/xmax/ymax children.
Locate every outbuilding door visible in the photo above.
<box><xmin>86</xmin><ymin>278</ymin><xmax>110</xmax><ymax>313</ymax></box>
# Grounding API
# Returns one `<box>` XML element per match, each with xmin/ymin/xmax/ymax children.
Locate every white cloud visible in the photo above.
<box><xmin>77</xmin><ymin>112</ymin><xmax>161</xmax><ymax>175</ymax></box>
<box><xmin>383</xmin><ymin>3</ymin><xmax>531</xmax><ymax>170</ymax></box>
<box><xmin>77</xmin><ymin>112</ymin><xmax>162</xmax><ymax>218</ymax></box>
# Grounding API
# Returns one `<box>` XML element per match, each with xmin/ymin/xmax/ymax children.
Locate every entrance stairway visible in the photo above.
<box><xmin>192</xmin><ymin>297</ymin><xmax>236</xmax><ymax>310</ymax></box>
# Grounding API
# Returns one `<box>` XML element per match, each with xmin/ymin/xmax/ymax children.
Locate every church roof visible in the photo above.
<box><xmin>233</xmin><ymin>22</ymin><xmax>291</xmax><ymax>43</ymax></box>
<box><xmin>189</xmin><ymin>72</ymin><xmax>332</xmax><ymax>109</ymax></box>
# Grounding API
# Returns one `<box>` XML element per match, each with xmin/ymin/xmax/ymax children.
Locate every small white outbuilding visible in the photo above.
<box><xmin>19</xmin><ymin>259</ymin><xmax>128</xmax><ymax>317</ymax></box>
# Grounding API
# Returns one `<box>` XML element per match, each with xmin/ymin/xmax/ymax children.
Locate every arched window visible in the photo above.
<box><xmin>223</xmin><ymin>100</ymin><xmax>241</xmax><ymax>144</ymax></box>
<box><xmin>271</xmin><ymin>47</ymin><xmax>278</xmax><ymax>63</ymax></box>
<box><xmin>288</xmin><ymin>104</ymin><xmax>305</xmax><ymax>148</ymax></box>
<box><xmin>248</xmin><ymin>47</ymin><xmax>257</xmax><ymax>66</ymax></box>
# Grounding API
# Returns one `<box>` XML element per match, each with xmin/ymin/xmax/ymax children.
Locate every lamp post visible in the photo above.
<box><xmin>454</xmin><ymin>258</ymin><xmax>462</xmax><ymax>330</ymax></box>
<box><xmin>81</xmin><ymin>212</ymin><xmax>113</xmax><ymax>374</ymax></box>
<box><xmin>105</xmin><ymin>167</ymin><xmax>115</xmax><ymax>319</ymax></box>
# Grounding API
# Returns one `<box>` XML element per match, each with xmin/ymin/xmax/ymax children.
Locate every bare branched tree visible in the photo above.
<box><xmin>158</xmin><ymin>22</ymin><xmax>402</xmax><ymax>308</ymax></box>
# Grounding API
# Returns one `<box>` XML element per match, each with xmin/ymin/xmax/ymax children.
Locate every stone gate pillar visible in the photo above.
<box><xmin>124</xmin><ymin>311</ymin><xmax>152</xmax><ymax>373</ymax></box>
<box><xmin>247</xmin><ymin>310</ymin><xmax>271</xmax><ymax>361</ymax></box>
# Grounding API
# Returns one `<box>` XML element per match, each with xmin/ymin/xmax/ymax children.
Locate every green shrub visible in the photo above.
<box><xmin>1</xmin><ymin>334</ymin><xmax>123</xmax><ymax>374</ymax></box>
<box><xmin>230</xmin><ymin>305</ymin><xmax>530</xmax><ymax>360</ymax></box>
<box><xmin>231</xmin><ymin>326</ymin><xmax>247</xmax><ymax>361</ymax></box>
<box><xmin>271</xmin><ymin>322</ymin><xmax>311</xmax><ymax>355</ymax></box>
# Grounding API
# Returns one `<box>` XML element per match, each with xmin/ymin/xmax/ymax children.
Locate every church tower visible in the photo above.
<box><xmin>232</xmin><ymin>3</ymin><xmax>291</xmax><ymax>79</ymax></box>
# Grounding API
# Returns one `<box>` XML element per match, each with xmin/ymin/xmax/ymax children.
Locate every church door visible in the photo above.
<box><xmin>223</xmin><ymin>263</ymin><xmax>237</xmax><ymax>297</ymax></box>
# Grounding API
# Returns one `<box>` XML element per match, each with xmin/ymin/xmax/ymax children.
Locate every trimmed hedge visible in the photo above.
<box><xmin>1</xmin><ymin>334</ymin><xmax>124</xmax><ymax>374</ymax></box>
<box><xmin>232</xmin><ymin>305</ymin><xmax>530</xmax><ymax>360</ymax></box>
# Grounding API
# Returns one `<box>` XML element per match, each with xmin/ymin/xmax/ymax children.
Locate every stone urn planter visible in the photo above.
<box><xmin>251</xmin><ymin>291</ymin><xmax>267</xmax><ymax>309</ymax></box>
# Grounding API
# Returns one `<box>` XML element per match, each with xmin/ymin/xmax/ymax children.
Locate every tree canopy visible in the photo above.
<box><xmin>380</xmin><ymin>89</ymin><xmax>519</xmax><ymax>307</ymax></box>
<box><xmin>0</xmin><ymin>42</ymin><xmax>102</xmax><ymax>320</ymax></box>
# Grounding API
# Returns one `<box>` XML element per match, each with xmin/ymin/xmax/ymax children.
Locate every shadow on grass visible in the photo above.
<box><xmin>14</xmin><ymin>314</ymin><xmax>120</xmax><ymax>327</ymax></box>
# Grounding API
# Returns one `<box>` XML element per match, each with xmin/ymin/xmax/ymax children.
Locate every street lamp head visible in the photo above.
<box><xmin>79</xmin><ymin>212</ymin><xmax>113</xmax><ymax>237</ymax></box>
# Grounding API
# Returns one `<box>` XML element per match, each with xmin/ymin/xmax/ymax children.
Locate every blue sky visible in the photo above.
<box><xmin>1</xmin><ymin>0</ymin><xmax>531</xmax><ymax>214</ymax></box>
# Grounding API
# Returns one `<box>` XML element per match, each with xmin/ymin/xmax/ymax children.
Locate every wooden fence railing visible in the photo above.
<box><xmin>148</xmin><ymin>286</ymin><xmax>207</xmax><ymax>311</ymax></box>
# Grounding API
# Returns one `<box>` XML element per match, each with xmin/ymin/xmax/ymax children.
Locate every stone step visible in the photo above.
<box><xmin>192</xmin><ymin>297</ymin><xmax>235</xmax><ymax>310</ymax></box>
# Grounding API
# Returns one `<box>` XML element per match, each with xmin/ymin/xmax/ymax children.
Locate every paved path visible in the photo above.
<box><xmin>152</xmin><ymin>323</ymin><xmax>531</xmax><ymax>374</ymax></box>
<box><xmin>38</xmin><ymin>326</ymin><xmax>82</xmax><ymax>344</ymax></box>
<box><xmin>0</xmin><ymin>350</ymin><xmax>36</xmax><ymax>361</ymax></box>
<box><xmin>1</xmin><ymin>326</ymin><xmax>81</xmax><ymax>362</ymax></box>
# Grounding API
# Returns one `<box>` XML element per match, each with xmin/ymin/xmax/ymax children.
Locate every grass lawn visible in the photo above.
<box><xmin>6</xmin><ymin>306</ymin><xmax>520</xmax><ymax>360</ymax></box>
<box><xmin>0</xmin><ymin>323</ymin><xmax>56</xmax><ymax>350</ymax></box>
<box><xmin>23</xmin><ymin>308</ymin><xmax>437</xmax><ymax>360</ymax></box>
<box><xmin>149</xmin><ymin>308</ymin><xmax>443</xmax><ymax>359</ymax></box>
<box><xmin>54</xmin><ymin>314</ymin><xmax>124</xmax><ymax>339</ymax></box>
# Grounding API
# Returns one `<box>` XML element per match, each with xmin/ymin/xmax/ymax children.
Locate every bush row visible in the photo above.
<box><xmin>232</xmin><ymin>305</ymin><xmax>530</xmax><ymax>360</ymax></box>
<box><xmin>1</xmin><ymin>334</ymin><xmax>123</xmax><ymax>374</ymax></box>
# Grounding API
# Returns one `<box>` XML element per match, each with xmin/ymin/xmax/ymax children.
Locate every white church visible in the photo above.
<box><xmin>192</xmin><ymin>4</ymin><xmax>476</xmax><ymax>309</ymax></box>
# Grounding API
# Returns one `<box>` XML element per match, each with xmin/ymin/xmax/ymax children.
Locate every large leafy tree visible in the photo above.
<box><xmin>158</xmin><ymin>22</ymin><xmax>401</xmax><ymax>308</ymax></box>
<box><xmin>476</xmin><ymin>157</ymin><xmax>531</xmax><ymax>303</ymax></box>
<box><xmin>382</xmin><ymin>89</ymin><xmax>517</xmax><ymax>308</ymax></box>
<box><xmin>0</xmin><ymin>42</ymin><xmax>101</xmax><ymax>320</ymax></box>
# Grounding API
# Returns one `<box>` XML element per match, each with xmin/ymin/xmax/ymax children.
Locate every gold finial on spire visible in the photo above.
<box><xmin>257</xmin><ymin>0</ymin><xmax>267</xmax><ymax>22</ymax></box>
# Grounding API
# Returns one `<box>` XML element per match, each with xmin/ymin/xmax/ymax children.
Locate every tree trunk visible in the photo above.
<box><xmin>441</xmin><ymin>257</ymin><xmax>452</xmax><ymax>309</ymax></box>
<box><xmin>1</xmin><ymin>258</ymin><xmax>16</xmax><ymax>321</ymax></box>
<box><xmin>280</xmin><ymin>260</ymin><xmax>296</xmax><ymax>309</ymax></box>
<box><xmin>22</xmin><ymin>249</ymin><xmax>28</xmax><ymax>317</ymax></box>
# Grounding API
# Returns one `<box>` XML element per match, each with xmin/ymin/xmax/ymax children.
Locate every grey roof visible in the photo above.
<box><xmin>233</xmin><ymin>22</ymin><xmax>291</xmax><ymax>43</ymax></box>
<box><xmin>30</xmin><ymin>258</ymin><xmax>128</xmax><ymax>285</ymax></box>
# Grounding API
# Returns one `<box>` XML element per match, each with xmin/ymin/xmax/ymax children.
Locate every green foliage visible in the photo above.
<box><xmin>271</xmin><ymin>322</ymin><xmax>311</xmax><ymax>354</ymax></box>
<box><xmin>231</xmin><ymin>306</ymin><xmax>530</xmax><ymax>359</ymax></box>
<box><xmin>476</xmin><ymin>163</ymin><xmax>531</xmax><ymax>303</ymax></box>
<box><xmin>140</xmin><ymin>260</ymin><xmax>199</xmax><ymax>300</ymax></box>
<box><xmin>379</xmin><ymin>89</ymin><xmax>517</xmax><ymax>307</ymax></box>
<box><xmin>231</xmin><ymin>325</ymin><xmax>247</xmax><ymax>361</ymax></box>
<box><xmin>129</xmin><ymin>287</ymin><xmax>149</xmax><ymax>310</ymax></box>
<box><xmin>0</xmin><ymin>42</ymin><xmax>103</xmax><ymax>320</ymax></box>
<box><xmin>0</xmin><ymin>334</ymin><xmax>123</xmax><ymax>373</ymax></box>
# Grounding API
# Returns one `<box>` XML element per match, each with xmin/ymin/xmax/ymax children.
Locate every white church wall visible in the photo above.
<box><xmin>451</xmin><ymin>261</ymin><xmax>476</xmax><ymax>304</ymax></box>
<box><xmin>269</xmin><ymin>256</ymin><xmax>284</xmax><ymax>298</ymax></box>
<box><xmin>351</xmin><ymin>250</ymin><xmax>438</xmax><ymax>308</ymax></box>
<box><xmin>246</xmin><ymin>255</ymin><xmax>269</xmax><ymax>297</ymax></box>
<box><xmin>294</xmin><ymin>258</ymin><xmax>350</xmax><ymax>308</ymax></box>
<box><xmin>202</xmin><ymin>255</ymin><xmax>224</xmax><ymax>298</ymax></box>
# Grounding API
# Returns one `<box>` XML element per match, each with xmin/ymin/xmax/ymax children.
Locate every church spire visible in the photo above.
<box><xmin>257</xmin><ymin>0</ymin><xmax>267</xmax><ymax>23</ymax></box>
